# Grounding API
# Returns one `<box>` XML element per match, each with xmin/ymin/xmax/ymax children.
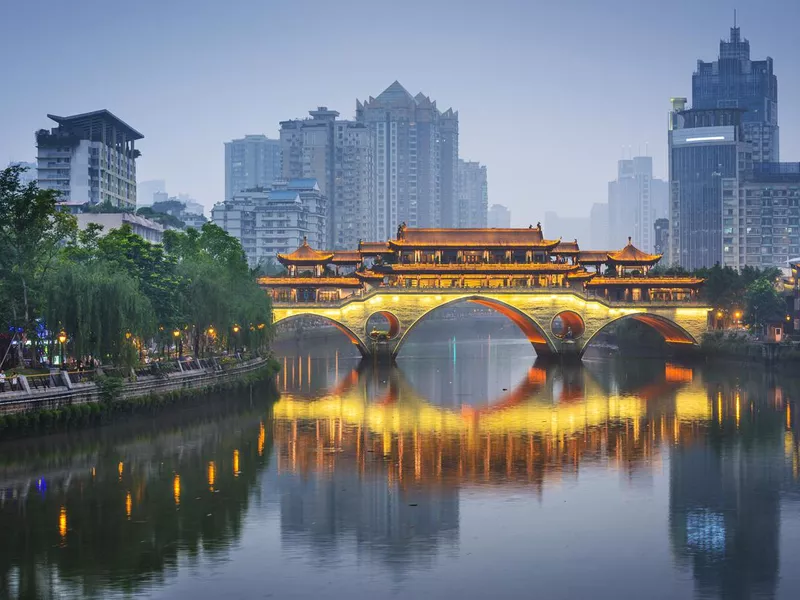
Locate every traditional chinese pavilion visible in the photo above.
<box><xmin>259</xmin><ymin>226</ymin><xmax>703</xmax><ymax>303</ymax></box>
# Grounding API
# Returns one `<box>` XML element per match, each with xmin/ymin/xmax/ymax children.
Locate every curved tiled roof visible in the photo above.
<box><xmin>607</xmin><ymin>238</ymin><xmax>661</xmax><ymax>264</ymax></box>
<box><xmin>389</xmin><ymin>227</ymin><xmax>558</xmax><ymax>248</ymax></box>
<box><xmin>276</xmin><ymin>238</ymin><xmax>334</xmax><ymax>265</ymax></box>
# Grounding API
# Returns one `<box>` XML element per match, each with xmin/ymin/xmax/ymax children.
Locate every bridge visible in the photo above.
<box><xmin>271</xmin><ymin>289</ymin><xmax>710</xmax><ymax>360</ymax></box>
<box><xmin>263</xmin><ymin>226</ymin><xmax>709</xmax><ymax>360</ymax></box>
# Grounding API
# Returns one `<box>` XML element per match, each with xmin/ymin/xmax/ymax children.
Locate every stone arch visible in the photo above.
<box><xmin>580</xmin><ymin>312</ymin><xmax>698</xmax><ymax>357</ymax></box>
<box><xmin>366</xmin><ymin>310</ymin><xmax>401</xmax><ymax>339</ymax></box>
<box><xmin>274</xmin><ymin>312</ymin><xmax>368</xmax><ymax>356</ymax></box>
<box><xmin>392</xmin><ymin>295</ymin><xmax>556</xmax><ymax>358</ymax></box>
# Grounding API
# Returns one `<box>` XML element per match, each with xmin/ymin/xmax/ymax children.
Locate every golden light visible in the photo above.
<box><xmin>258</xmin><ymin>422</ymin><xmax>265</xmax><ymax>456</ymax></box>
<box><xmin>734</xmin><ymin>311</ymin><xmax>742</xmax><ymax>319</ymax></box>
<box><xmin>57</xmin><ymin>330</ymin><xmax>67</xmax><ymax>344</ymax></box>
<box><xmin>257</xmin><ymin>323</ymin><xmax>265</xmax><ymax>330</ymax></box>
<box><xmin>233</xmin><ymin>324</ymin><xmax>241</xmax><ymax>334</ymax></box>
<box><xmin>59</xmin><ymin>506</ymin><xmax>67</xmax><ymax>539</ymax></box>
<box><xmin>233</xmin><ymin>449</ymin><xmax>240</xmax><ymax>476</ymax></box>
<box><xmin>716</xmin><ymin>311</ymin><xmax>723</xmax><ymax>319</ymax></box>
<box><xmin>126</xmin><ymin>491</ymin><xmax>132</xmax><ymax>519</ymax></box>
<box><xmin>125</xmin><ymin>331</ymin><xmax>132</xmax><ymax>340</ymax></box>
<box><xmin>173</xmin><ymin>474</ymin><xmax>181</xmax><ymax>506</ymax></box>
<box><xmin>208</xmin><ymin>461</ymin><xmax>216</xmax><ymax>490</ymax></box>
<box><xmin>207</xmin><ymin>327</ymin><xmax>216</xmax><ymax>337</ymax></box>
<box><xmin>118</xmin><ymin>462</ymin><xmax>124</xmax><ymax>478</ymax></box>
<box><xmin>172</xmin><ymin>329</ymin><xmax>181</xmax><ymax>338</ymax></box>
<box><xmin>787</xmin><ymin>315</ymin><xmax>792</xmax><ymax>322</ymax></box>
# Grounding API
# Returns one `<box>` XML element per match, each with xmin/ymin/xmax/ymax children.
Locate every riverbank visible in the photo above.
<box><xmin>0</xmin><ymin>355</ymin><xmax>280</xmax><ymax>437</ymax></box>
<box><xmin>699</xmin><ymin>330</ymin><xmax>800</xmax><ymax>367</ymax></box>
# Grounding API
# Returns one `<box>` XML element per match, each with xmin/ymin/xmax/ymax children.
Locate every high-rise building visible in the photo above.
<box><xmin>224</xmin><ymin>135</ymin><xmax>281</xmax><ymax>201</ymax></box>
<box><xmin>487</xmin><ymin>204</ymin><xmax>511</xmax><ymax>228</ymax></box>
<box><xmin>211</xmin><ymin>178</ymin><xmax>326</xmax><ymax>267</ymax></box>
<box><xmin>544</xmin><ymin>211</ymin><xmax>590</xmax><ymax>245</ymax></box>
<box><xmin>7</xmin><ymin>161</ymin><xmax>37</xmax><ymax>187</ymax></box>
<box><xmin>356</xmin><ymin>82</ymin><xmax>459</xmax><ymax>237</ymax></box>
<box><xmin>280</xmin><ymin>108</ymin><xmax>373</xmax><ymax>249</ymax></box>
<box><xmin>137</xmin><ymin>179</ymin><xmax>166</xmax><ymax>208</ymax></box>
<box><xmin>36</xmin><ymin>110</ymin><xmax>142</xmax><ymax>208</ymax></box>
<box><xmin>651</xmin><ymin>178</ymin><xmax>669</xmax><ymax>220</ymax></box>
<box><xmin>608</xmin><ymin>156</ymin><xmax>665</xmax><ymax>252</ymax></box>
<box><xmin>668</xmin><ymin>101</ymin><xmax>749</xmax><ymax>269</ymax></box>
<box><xmin>457</xmin><ymin>160</ymin><xmax>488</xmax><ymax>227</ymax></box>
<box><xmin>693</xmin><ymin>24</ymin><xmax>778</xmax><ymax>163</ymax></box>
<box><xmin>737</xmin><ymin>162</ymin><xmax>800</xmax><ymax>268</ymax></box>
<box><xmin>589</xmin><ymin>202</ymin><xmax>610</xmax><ymax>250</ymax></box>
<box><xmin>654</xmin><ymin>218</ymin><xmax>669</xmax><ymax>255</ymax></box>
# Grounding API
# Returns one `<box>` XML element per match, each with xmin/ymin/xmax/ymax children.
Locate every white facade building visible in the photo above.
<box><xmin>76</xmin><ymin>212</ymin><xmax>164</xmax><ymax>244</ymax></box>
<box><xmin>7</xmin><ymin>161</ymin><xmax>37</xmax><ymax>187</ymax></box>
<box><xmin>225</xmin><ymin>135</ymin><xmax>281</xmax><ymax>202</ymax></box>
<box><xmin>211</xmin><ymin>179</ymin><xmax>326</xmax><ymax>267</ymax></box>
<box><xmin>457</xmin><ymin>160</ymin><xmax>488</xmax><ymax>227</ymax></box>
<box><xmin>280</xmin><ymin>108</ymin><xmax>374</xmax><ymax>249</ymax></box>
<box><xmin>36</xmin><ymin>110</ymin><xmax>142</xmax><ymax>208</ymax></box>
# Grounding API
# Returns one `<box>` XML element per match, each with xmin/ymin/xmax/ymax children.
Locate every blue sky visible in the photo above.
<box><xmin>1</xmin><ymin>0</ymin><xmax>798</xmax><ymax>226</ymax></box>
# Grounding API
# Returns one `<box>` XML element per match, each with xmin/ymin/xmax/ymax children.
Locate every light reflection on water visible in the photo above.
<box><xmin>1</xmin><ymin>331</ymin><xmax>800</xmax><ymax>599</ymax></box>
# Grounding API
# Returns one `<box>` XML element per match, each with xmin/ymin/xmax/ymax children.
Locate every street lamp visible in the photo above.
<box><xmin>57</xmin><ymin>330</ymin><xmax>67</xmax><ymax>367</ymax></box>
<box><xmin>125</xmin><ymin>331</ymin><xmax>132</xmax><ymax>340</ymax></box>
<box><xmin>173</xmin><ymin>329</ymin><xmax>181</xmax><ymax>358</ymax></box>
<box><xmin>232</xmin><ymin>324</ymin><xmax>240</xmax><ymax>334</ymax></box>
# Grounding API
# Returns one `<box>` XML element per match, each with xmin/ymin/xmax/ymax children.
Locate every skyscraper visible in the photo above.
<box><xmin>224</xmin><ymin>134</ymin><xmax>281</xmax><ymax>201</ymax></box>
<box><xmin>280</xmin><ymin>108</ymin><xmax>373</xmax><ymax>249</ymax></box>
<box><xmin>36</xmin><ymin>110</ymin><xmax>142</xmax><ymax>208</ymax></box>
<box><xmin>487</xmin><ymin>204</ymin><xmax>511</xmax><ymax>228</ymax></box>
<box><xmin>356</xmin><ymin>82</ymin><xmax>459</xmax><ymax>238</ymax></box>
<box><xmin>668</xmin><ymin>100</ymin><xmax>749</xmax><ymax>269</ymax></box>
<box><xmin>589</xmin><ymin>202</ymin><xmax>609</xmax><ymax>250</ymax></box>
<box><xmin>457</xmin><ymin>160</ymin><xmax>488</xmax><ymax>227</ymax></box>
<box><xmin>692</xmin><ymin>23</ymin><xmax>778</xmax><ymax>163</ymax></box>
<box><xmin>608</xmin><ymin>156</ymin><xmax>665</xmax><ymax>252</ymax></box>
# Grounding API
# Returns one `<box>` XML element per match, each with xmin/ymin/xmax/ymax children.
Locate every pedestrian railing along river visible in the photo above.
<box><xmin>0</xmin><ymin>355</ymin><xmax>263</xmax><ymax>410</ymax></box>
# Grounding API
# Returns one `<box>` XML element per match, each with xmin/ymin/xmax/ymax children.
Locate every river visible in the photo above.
<box><xmin>1</xmin><ymin>324</ymin><xmax>799</xmax><ymax>599</ymax></box>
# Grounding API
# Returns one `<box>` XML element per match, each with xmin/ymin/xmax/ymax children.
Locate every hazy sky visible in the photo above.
<box><xmin>1</xmin><ymin>0</ymin><xmax>798</xmax><ymax>225</ymax></box>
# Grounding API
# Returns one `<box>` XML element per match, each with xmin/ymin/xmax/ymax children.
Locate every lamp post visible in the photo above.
<box><xmin>173</xmin><ymin>329</ymin><xmax>181</xmax><ymax>358</ymax></box>
<box><xmin>57</xmin><ymin>331</ymin><xmax>67</xmax><ymax>367</ymax></box>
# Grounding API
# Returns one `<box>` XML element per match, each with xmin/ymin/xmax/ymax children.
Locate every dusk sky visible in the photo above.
<box><xmin>2</xmin><ymin>0</ymin><xmax>798</xmax><ymax>226</ymax></box>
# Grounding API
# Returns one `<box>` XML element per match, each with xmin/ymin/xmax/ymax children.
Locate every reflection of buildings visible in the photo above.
<box><xmin>669</xmin><ymin>384</ymin><xmax>790</xmax><ymax>600</ymax></box>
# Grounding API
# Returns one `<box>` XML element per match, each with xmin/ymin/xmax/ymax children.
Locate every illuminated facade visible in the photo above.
<box><xmin>260</xmin><ymin>225</ymin><xmax>707</xmax><ymax>358</ymax></box>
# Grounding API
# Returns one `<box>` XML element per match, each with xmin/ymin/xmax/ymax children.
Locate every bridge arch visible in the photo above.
<box><xmin>580</xmin><ymin>312</ymin><xmax>699</xmax><ymax>357</ymax></box>
<box><xmin>392</xmin><ymin>295</ymin><xmax>556</xmax><ymax>358</ymax></box>
<box><xmin>274</xmin><ymin>312</ymin><xmax>368</xmax><ymax>356</ymax></box>
<box><xmin>366</xmin><ymin>310</ymin><xmax>401</xmax><ymax>339</ymax></box>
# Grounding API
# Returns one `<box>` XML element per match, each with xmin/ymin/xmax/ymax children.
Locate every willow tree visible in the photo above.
<box><xmin>44</xmin><ymin>262</ymin><xmax>155</xmax><ymax>366</ymax></box>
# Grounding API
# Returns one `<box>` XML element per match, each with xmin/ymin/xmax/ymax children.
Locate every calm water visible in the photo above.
<box><xmin>1</xmin><ymin>326</ymin><xmax>800</xmax><ymax>599</ymax></box>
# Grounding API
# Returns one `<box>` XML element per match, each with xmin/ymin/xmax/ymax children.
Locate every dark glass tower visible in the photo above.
<box><xmin>692</xmin><ymin>25</ymin><xmax>779</xmax><ymax>163</ymax></box>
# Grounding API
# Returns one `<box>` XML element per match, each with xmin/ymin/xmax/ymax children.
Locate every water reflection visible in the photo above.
<box><xmin>0</xmin><ymin>333</ymin><xmax>799</xmax><ymax>599</ymax></box>
<box><xmin>0</xmin><ymin>390</ymin><xmax>275</xmax><ymax>599</ymax></box>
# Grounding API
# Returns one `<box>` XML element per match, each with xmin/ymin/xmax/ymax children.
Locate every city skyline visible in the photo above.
<box><xmin>1</xmin><ymin>1</ymin><xmax>798</xmax><ymax>223</ymax></box>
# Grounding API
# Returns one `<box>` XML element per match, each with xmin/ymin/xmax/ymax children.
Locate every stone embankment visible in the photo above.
<box><xmin>0</xmin><ymin>356</ymin><xmax>273</xmax><ymax>416</ymax></box>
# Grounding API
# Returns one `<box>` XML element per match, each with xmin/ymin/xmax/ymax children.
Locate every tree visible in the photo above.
<box><xmin>745</xmin><ymin>277</ymin><xmax>786</xmax><ymax>333</ymax></box>
<box><xmin>0</xmin><ymin>165</ymin><xmax>77</xmax><ymax>365</ymax></box>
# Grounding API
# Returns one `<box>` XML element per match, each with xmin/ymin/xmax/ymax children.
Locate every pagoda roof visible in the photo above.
<box><xmin>554</xmin><ymin>240</ymin><xmax>580</xmax><ymax>254</ymax></box>
<box><xmin>375</xmin><ymin>263</ymin><xmax>580</xmax><ymax>274</ymax></box>
<box><xmin>358</xmin><ymin>241</ymin><xmax>390</xmax><ymax>254</ymax></box>
<box><xmin>258</xmin><ymin>276</ymin><xmax>363</xmax><ymax>288</ymax></box>
<box><xmin>586</xmin><ymin>276</ymin><xmax>703</xmax><ymax>287</ymax></box>
<box><xmin>330</xmin><ymin>251</ymin><xmax>362</xmax><ymax>264</ymax></box>
<box><xmin>354</xmin><ymin>269</ymin><xmax>385</xmax><ymax>280</ymax></box>
<box><xmin>578</xmin><ymin>250</ymin><xmax>610</xmax><ymax>263</ymax></box>
<box><xmin>389</xmin><ymin>227</ymin><xmax>559</xmax><ymax>249</ymax></box>
<box><xmin>607</xmin><ymin>238</ymin><xmax>661</xmax><ymax>264</ymax></box>
<box><xmin>276</xmin><ymin>238</ymin><xmax>334</xmax><ymax>265</ymax></box>
<box><xmin>566</xmin><ymin>270</ymin><xmax>595</xmax><ymax>280</ymax></box>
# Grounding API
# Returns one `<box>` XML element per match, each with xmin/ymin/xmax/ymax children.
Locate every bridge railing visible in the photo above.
<box><xmin>271</xmin><ymin>286</ymin><xmax>708</xmax><ymax>310</ymax></box>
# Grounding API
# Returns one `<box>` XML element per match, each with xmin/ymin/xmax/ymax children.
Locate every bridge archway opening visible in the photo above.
<box><xmin>581</xmin><ymin>313</ymin><xmax>698</xmax><ymax>358</ymax></box>
<box><xmin>393</xmin><ymin>296</ymin><xmax>553</xmax><ymax>358</ymax></box>
<box><xmin>274</xmin><ymin>314</ymin><xmax>368</xmax><ymax>357</ymax></box>
<box><xmin>551</xmin><ymin>311</ymin><xmax>585</xmax><ymax>339</ymax></box>
<box><xmin>366</xmin><ymin>311</ymin><xmax>401</xmax><ymax>339</ymax></box>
